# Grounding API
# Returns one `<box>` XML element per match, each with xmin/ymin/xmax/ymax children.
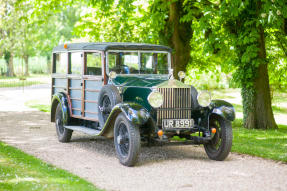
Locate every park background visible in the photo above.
<box><xmin>0</xmin><ymin>0</ymin><xmax>287</xmax><ymax>190</ymax></box>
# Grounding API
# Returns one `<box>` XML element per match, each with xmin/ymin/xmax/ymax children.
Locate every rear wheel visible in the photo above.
<box><xmin>204</xmin><ymin>116</ymin><xmax>232</xmax><ymax>161</ymax></box>
<box><xmin>55</xmin><ymin>104</ymin><xmax>73</xmax><ymax>142</ymax></box>
<box><xmin>114</xmin><ymin>113</ymin><xmax>140</xmax><ymax>166</ymax></box>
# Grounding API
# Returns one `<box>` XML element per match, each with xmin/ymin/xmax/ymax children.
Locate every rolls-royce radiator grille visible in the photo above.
<box><xmin>157</xmin><ymin>88</ymin><xmax>192</xmax><ymax>126</ymax></box>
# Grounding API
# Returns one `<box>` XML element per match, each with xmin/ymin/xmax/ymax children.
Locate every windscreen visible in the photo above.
<box><xmin>108</xmin><ymin>52</ymin><xmax>169</xmax><ymax>75</ymax></box>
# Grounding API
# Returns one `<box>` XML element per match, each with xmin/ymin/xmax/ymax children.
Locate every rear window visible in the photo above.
<box><xmin>70</xmin><ymin>52</ymin><xmax>82</xmax><ymax>75</ymax></box>
<box><xmin>53</xmin><ymin>53</ymin><xmax>67</xmax><ymax>74</ymax></box>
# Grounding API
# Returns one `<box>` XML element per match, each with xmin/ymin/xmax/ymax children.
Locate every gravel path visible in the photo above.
<box><xmin>0</xmin><ymin>85</ymin><xmax>287</xmax><ymax>191</ymax></box>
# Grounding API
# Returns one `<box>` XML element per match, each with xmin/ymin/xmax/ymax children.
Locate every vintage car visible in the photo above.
<box><xmin>51</xmin><ymin>42</ymin><xmax>235</xmax><ymax>166</ymax></box>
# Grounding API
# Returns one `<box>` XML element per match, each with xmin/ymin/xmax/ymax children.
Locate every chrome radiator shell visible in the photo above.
<box><xmin>156</xmin><ymin>88</ymin><xmax>192</xmax><ymax>126</ymax></box>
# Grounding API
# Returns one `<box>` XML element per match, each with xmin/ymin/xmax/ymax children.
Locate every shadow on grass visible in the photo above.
<box><xmin>232</xmin><ymin>119</ymin><xmax>287</xmax><ymax>162</ymax></box>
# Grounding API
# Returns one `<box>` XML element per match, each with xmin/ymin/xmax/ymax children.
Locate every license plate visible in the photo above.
<box><xmin>162</xmin><ymin>119</ymin><xmax>194</xmax><ymax>129</ymax></box>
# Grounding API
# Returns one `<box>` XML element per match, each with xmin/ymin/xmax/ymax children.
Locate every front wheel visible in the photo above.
<box><xmin>114</xmin><ymin>113</ymin><xmax>140</xmax><ymax>166</ymax></box>
<box><xmin>204</xmin><ymin>116</ymin><xmax>232</xmax><ymax>161</ymax></box>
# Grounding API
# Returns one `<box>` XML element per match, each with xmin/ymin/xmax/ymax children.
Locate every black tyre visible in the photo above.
<box><xmin>114</xmin><ymin>113</ymin><xmax>140</xmax><ymax>166</ymax></box>
<box><xmin>204</xmin><ymin>116</ymin><xmax>232</xmax><ymax>161</ymax></box>
<box><xmin>55</xmin><ymin>104</ymin><xmax>73</xmax><ymax>143</ymax></box>
<box><xmin>98</xmin><ymin>85</ymin><xmax>121</xmax><ymax>129</ymax></box>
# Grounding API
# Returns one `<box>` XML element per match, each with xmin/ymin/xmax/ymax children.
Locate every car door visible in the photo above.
<box><xmin>82</xmin><ymin>52</ymin><xmax>104</xmax><ymax>121</ymax></box>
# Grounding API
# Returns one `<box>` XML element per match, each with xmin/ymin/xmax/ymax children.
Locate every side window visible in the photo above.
<box><xmin>53</xmin><ymin>53</ymin><xmax>67</xmax><ymax>74</ymax></box>
<box><xmin>70</xmin><ymin>52</ymin><xmax>82</xmax><ymax>75</ymax></box>
<box><xmin>85</xmin><ymin>52</ymin><xmax>102</xmax><ymax>75</ymax></box>
<box><xmin>108</xmin><ymin>53</ymin><xmax>118</xmax><ymax>73</ymax></box>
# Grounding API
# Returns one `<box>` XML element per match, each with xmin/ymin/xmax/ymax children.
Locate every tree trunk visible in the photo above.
<box><xmin>24</xmin><ymin>55</ymin><xmax>29</xmax><ymax>76</ymax></box>
<box><xmin>46</xmin><ymin>55</ymin><xmax>51</xmax><ymax>74</ymax></box>
<box><xmin>7</xmin><ymin>53</ymin><xmax>15</xmax><ymax>77</ymax></box>
<box><xmin>242</xmin><ymin>1</ymin><xmax>277</xmax><ymax>129</ymax></box>
<box><xmin>167</xmin><ymin>0</ymin><xmax>193</xmax><ymax>78</ymax></box>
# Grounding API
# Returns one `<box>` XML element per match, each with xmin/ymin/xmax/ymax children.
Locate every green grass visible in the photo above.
<box><xmin>0</xmin><ymin>80</ymin><xmax>42</xmax><ymax>88</ymax></box>
<box><xmin>25</xmin><ymin>100</ymin><xmax>50</xmax><ymax>113</ymax></box>
<box><xmin>0</xmin><ymin>75</ymin><xmax>50</xmax><ymax>88</ymax></box>
<box><xmin>232</xmin><ymin>119</ymin><xmax>287</xmax><ymax>162</ymax></box>
<box><xmin>0</xmin><ymin>141</ymin><xmax>101</xmax><ymax>191</ymax></box>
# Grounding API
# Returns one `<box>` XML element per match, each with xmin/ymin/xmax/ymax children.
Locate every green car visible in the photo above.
<box><xmin>51</xmin><ymin>42</ymin><xmax>235</xmax><ymax>166</ymax></box>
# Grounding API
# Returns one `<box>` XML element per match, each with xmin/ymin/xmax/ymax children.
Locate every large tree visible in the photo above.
<box><xmin>74</xmin><ymin>0</ymin><xmax>197</xmax><ymax>77</ymax></box>
<box><xmin>196</xmin><ymin>0</ymin><xmax>285</xmax><ymax>129</ymax></box>
<box><xmin>0</xmin><ymin>0</ymin><xmax>18</xmax><ymax>77</ymax></box>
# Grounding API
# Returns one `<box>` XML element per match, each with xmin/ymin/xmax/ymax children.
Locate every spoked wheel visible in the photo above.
<box><xmin>55</xmin><ymin>104</ymin><xmax>73</xmax><ymax>143</ymax></box>
<box><xmin>204</xmin><ymin>116</ymin><xmax>232</xmax><ymax>161</ymax></box>
<box><xmin>101</xmin><ymin>95</ymin><xmax>112</xmax><ymax>123</ymax></box>
<box><xmin>114</xmin><ymin>113</ymin><xmax>140</xmax><ymax>166</ymax></box>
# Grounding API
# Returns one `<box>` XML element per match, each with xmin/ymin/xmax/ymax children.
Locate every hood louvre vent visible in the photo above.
<box><xmin>157</xmin><ymin>88</ymin><xmax>192</xmax><ymax>126</ymax></box>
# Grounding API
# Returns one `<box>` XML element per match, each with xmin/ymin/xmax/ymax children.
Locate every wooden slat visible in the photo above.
<box><xmin>72</xmin><ymin>108</ymin><xmax>81</xmax><ymax>111</ymax></box>
<box><xmin>69</xmin><ymin>87</ymin><xmax>81</xmax><ymax>90</ymax></box>
<box><xmin>84</xmin><ymin>100</ymin><xmax>98</xmax><ymax>103</ymax></box>
<box><xmin>84</xmin><ymin>89</ymin><xmax>100</xmax><ymax>92</ymax></box>
<box><xmin>83</xmin><ymin>76</ymin><xmax>102</xmax><ymax>80</ymax></box>
<box><xmin>70</xmin><ymin>98</ymin><xmax>81</xmax><ymax>101</ymax></box>
<box><xmin>71</xmin><ymin>115</ymin><xmax>83</xmax><ymax>119</ymax></box>
<box><xmin>53</xmin><ymin>85</ymin><xmax>66</xmax><ymax>89</ymax></box>
<box><xmin>84</xmin><ymin>111</ymin><xmax>98</xmax><ymax>114</ymax></box>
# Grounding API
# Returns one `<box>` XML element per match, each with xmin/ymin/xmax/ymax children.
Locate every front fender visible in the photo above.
<box><xmin>209</xmin><ymin>100</ymin><xmax>235</xmax><ymax>121</ymax></box>
<box><xmin>51</xmin><ymin>92</ymin><xmax>70</xmax><ymax>124</ymax></box>
<box><xmin>100</xmin><ymin>102</ymin><xmax>150</xmax><ymax>138</ymax></box>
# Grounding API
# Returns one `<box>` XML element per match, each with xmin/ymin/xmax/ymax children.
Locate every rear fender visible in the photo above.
<box><xmin>100</xmin><ymin>103</ymin><xmax>150</xmax><ymax>138</ymax></box>
<box><xmin>51</xmin><ymin>92</ymin><xmax>70</xmax><ymax>124</ymax></box>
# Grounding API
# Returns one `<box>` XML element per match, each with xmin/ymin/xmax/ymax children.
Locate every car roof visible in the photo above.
<box><xmin>53</xmin><ymin>42</ymin><xmax>172</xmax><ymax>52</ymax></box>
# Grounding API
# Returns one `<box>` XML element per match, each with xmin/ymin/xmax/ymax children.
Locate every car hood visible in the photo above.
<box><xmin>110</xmin><ymin>75</ymin><xmax>170</xmax><ymax>88</ymax></box>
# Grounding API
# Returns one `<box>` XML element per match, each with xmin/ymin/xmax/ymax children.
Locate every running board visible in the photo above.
<box><xmin>64</xmin><ymin>126</ymin><xmax>101</xmax><ymax>136</ymax></box>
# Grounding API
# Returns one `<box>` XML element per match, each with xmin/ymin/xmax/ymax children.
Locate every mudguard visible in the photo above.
<box><xmin>100</xmin><ymin>102</ymin><xmax>150</xmax><ymax>138</ymax></box>
<box><xmin>209</xmin><ymin>100</ymin><xmax>235</xmax><ymax>121</ymax></box>
<box><xmin>50</xmin><ymin>92</ymin><xmax>70</xmax><ymax>124</ymax></box>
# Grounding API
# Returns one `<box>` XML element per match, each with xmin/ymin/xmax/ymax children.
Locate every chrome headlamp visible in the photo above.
<box><xmin>197</xmin><ymin>91</ymin><xmax>211</xmax><ymax>107</ymax></box>
<box><xmin>147</xmin><ymin>91</ymin><xmax>163</xmax><ymax>108</ymax></box>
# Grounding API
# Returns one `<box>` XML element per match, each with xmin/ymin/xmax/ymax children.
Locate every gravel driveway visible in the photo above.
<box><xmin>0</xmin><ymin>85</ymin><xmax>286</xmax><ymax>191</ymax></box>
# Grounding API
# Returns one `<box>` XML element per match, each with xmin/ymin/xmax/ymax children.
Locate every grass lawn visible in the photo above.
<box><xmin>232</xmin><ymin>119</ymin><xmax>287</xmax><ymax>162</ymax></box>
<box><xmin>0</xmin><ymin>75</ymin><xmax>50</xmax><ymax>88</ymax></box>
<box><xmin>0</xmin><ymin>141</ymin><xmax>101</xmax><ymax>191</ymax></box>
<box><xmin>25</xmin><ymin>100</ymin><xmax>50</xmax><ymax>113</ymax></box>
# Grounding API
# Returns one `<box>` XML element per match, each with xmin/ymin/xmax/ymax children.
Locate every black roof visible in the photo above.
<box><xmin>53</xmin><ymin>42</ymin><xmax>172</xmax><ymax>52</ymax></box>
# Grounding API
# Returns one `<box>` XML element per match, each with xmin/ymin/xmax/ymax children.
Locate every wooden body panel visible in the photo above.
<box><xmin>52</xmin><ymin>50</ymin><xmax>105</xmax><ymax>122</ymax></box>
